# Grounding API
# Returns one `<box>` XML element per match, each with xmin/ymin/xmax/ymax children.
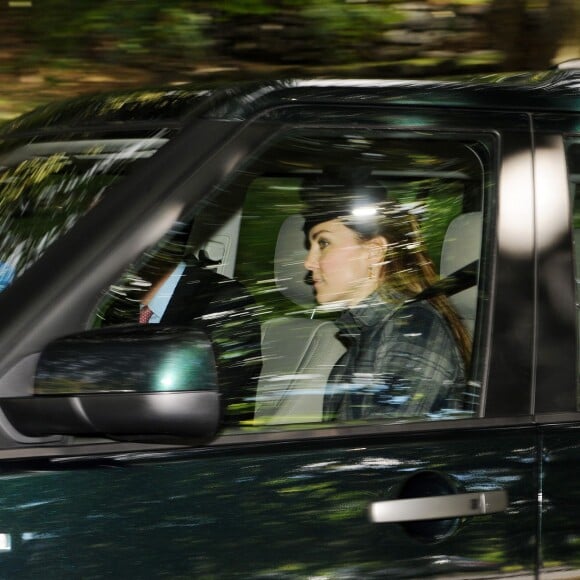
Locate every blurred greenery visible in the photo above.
<box><xmin>0</xmin><ymin>0</ymin><xmax>578</xmax><ymax>120</ymax></box>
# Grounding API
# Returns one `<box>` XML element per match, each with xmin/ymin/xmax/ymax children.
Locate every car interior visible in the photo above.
<box><xmin>149</xmin><ymin>133</ymin><xmax>490</xmax><ymax>427</ymax></box>
<box><xmin>71</xmin><ymin>131</ymin><xmax>489</xmax><ymax>429</ymax></box>
<box><xmin>250</xmin><ymin>208</ymin><xmax>483</xmax><ymax>425</ymax></box>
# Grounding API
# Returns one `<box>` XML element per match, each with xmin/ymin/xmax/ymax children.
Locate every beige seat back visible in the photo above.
<box><xmin>255</xmin><ymin>318</ymin><xmax>346</xmax><ymax>424</ymax></box>
<box><xmin>254</xmin><ymin>215</ymin><xmax>346</xmax><ymax>425</ymax></box>
<box><xmin>440</xmin><ymin>212</ymin><xmax>483</xmax><ymax>335</ymax></box>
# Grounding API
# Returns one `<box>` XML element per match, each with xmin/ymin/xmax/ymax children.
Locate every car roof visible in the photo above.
<box><xmin>2</xmin><ymin>67</ymin><xmax>579</xmax><ymax>136</ymax></box>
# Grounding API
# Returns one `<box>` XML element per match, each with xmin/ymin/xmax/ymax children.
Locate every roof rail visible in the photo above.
<box><xmin>554</xmin><ymin>59</ymin><xmax>580</xmax><ymax>70</ymax></box>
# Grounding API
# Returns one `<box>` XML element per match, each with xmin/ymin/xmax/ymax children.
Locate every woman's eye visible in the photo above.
<box><xmin>318</xmin><ymin>239</ymin><xmax>329</xmax><ymax>249</ymax></box>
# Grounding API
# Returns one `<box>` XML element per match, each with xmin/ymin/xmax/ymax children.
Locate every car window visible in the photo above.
<box><xmin>0</xmin><ymin>131</ymin><xmax>173</xmax><ymax>290</ymax></box>
<box><xmin>93</xmin><ymin>128</ymin><xmax>492</xmax><ymax>431</ymax></box>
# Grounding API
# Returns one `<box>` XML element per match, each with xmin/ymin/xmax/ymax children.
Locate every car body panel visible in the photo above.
<box><xmin>2</xmin><ymin>70</ymin><xmax>579</xmax><ymax>139</ymax></box>
<box><xmin>540</xmin><ymin>421</ymin><xmax>580</xmax><ymax>578</ymax></box>
<box><xmin>0</xmin><ymin>423</ymin><xmax>537</xmax><ymax>579</ymax></box>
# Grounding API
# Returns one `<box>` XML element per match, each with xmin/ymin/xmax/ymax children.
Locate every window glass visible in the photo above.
<box><xmin>0</xmin><ymin>130</ymin><xmax>173</xmax><ymax>290</ymax></box>
<box><xmin>95</xmin><ymin>129</ymin><xmax>490</xmax><ymax>431</ymax></box>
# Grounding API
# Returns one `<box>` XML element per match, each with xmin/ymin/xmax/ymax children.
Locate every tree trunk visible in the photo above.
<box><xmin>489</xmin><ymin>0</ymin><xmax>579</xmax><ymax>70</ymax></box>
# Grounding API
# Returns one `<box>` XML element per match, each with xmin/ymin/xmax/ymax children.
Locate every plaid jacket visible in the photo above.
<box><xmin>323</xmin><ymin>293</ymin><xmax>466</xmax><ymax>421</ymax></box>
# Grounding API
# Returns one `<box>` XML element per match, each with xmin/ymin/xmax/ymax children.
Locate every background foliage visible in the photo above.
<box><xmin>0</xmin><ymin>0</ymin><xmax>578</xmax><ymax>120</ymax></box>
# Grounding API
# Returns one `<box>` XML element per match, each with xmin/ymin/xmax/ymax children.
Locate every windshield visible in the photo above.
<box><xmin>0</xmin><ymin>130</ymin><xmax>174</xmax><ymax>290</ymax></box>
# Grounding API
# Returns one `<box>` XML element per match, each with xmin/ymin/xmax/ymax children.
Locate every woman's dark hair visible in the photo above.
<box><xmin>301</xmin><ymin>169</ymin><xmax>472</xmax><ymax>368</ymax></box>
<box><xmin>353</xmin><ymin>203</ymin><xmax>472</xmax><ymax>369</ymax></box>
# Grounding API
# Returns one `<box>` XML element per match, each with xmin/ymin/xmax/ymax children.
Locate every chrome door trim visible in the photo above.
<box><xmin>369</xmin><ymin>490</ymin><xmax>508</xmax><ymax>523</ymax></box>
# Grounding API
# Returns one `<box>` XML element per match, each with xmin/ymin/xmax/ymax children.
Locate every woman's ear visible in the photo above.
<box><xmin>365</xmin><ymin>236</ymin><xmax>388</xmax><ymax>264</ymax></box>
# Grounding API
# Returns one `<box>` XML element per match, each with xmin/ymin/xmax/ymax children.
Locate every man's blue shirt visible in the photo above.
<box><xmin>146</xmin><ymin>262</ymin><xmax>186</xmax><ymax>323</ymax></box>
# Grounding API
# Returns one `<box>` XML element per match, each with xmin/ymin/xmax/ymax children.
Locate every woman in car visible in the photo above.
<box><xmin>301</xmin><ymin>171</ymin><xmax>471</xmax><ymax>421</ymax></box>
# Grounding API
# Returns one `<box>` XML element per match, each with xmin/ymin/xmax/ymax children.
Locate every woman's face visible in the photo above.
<box><xmin>304</xmin><ymin>219</ymin><xmax>380</xmax><ymax>307</ymax></box>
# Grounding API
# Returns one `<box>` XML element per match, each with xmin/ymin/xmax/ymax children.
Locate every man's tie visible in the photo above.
<box><xmin>139</xmin><ymin>305</ymin><xmax>154</xmax><ymax>324</ymax></box>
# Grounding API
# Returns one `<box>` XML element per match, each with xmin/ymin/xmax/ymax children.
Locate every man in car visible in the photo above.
<box><xmin>98</xmin><ymin>227</ymin><xmax>262</xmax><ymax>426</ymax></box>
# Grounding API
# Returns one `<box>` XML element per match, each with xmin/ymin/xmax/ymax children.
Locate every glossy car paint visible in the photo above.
<box><xmin>534</xmin><ymin>112</ymin><xmax>580</xmax><ymax>578</ymax></box>
<box><xmin>541</xmin><ymin>421</ymin><xmax>580</xmax><ymax>577</ymax></box>
<box><xmin>0</xmin><ymin>70</ymin><xmax>577</xmax><ymax>578</ymax></box>
<box><xmin>0</xmin><ymin>422</ymin><xmax>537</xmax><ymax>578</ymax></box>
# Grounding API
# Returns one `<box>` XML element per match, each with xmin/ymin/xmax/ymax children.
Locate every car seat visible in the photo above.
<box><xmin>254</xmin><ymin>215</ymin><xmax>346</xmax><ymax>425</ymax></box>
<box><xmin>255</xmin><ymin>211</ymin><xmax>482</xmax><ymax>425</ymax></box>
<box><xmin>439</xmin><ymin>212</ymin><xmax>483</xmax><ymax>335</ymax></box>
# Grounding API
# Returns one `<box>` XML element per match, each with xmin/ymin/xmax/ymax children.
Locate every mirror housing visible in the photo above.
<box><xmin>1</xmin><ymin>325</ymin><xmax>221</xmax><ymax>444</ymax></box>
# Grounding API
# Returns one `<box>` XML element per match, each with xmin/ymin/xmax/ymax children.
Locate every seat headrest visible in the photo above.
<box><xmin>274</xmin><ymin>215</ymin><xmax>316</xmax><ymax>307</ymax></box>
<box><xmin>440</xmin><ymin>212</ymin><xmax>482</xmax><ymax>323</ymax></box>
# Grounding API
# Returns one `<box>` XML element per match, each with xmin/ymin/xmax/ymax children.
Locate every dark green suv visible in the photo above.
<box><xmin>0</xmin><ymin>66</ymin><xmax>578</xmax><ymax>578</ymax></box>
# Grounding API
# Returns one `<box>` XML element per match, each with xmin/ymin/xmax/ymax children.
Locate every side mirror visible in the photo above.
<box><xmin>1</xmin><ymin>325</ymin><xmax>220</xmax><ymax>444</ymax></box>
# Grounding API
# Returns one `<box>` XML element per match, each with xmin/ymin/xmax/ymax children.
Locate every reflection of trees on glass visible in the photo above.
<box><xmin>235</xmin><ymin>133</ymin><xmax>482</xmax><ymax>322</ymax></box>
<box><xmin>236</xmin><ymin>177</ymin><xmax>305</xmax><ymax>321</ymax></box>
<box><xmin>0</xmin><ymin>153</ymin><xmax>96</xmax><ymax>281</ymax></box>
<box><xmin>0</xmin><ymin>132</ymin><xmax>171</xmax><ymax>289</ymax></box>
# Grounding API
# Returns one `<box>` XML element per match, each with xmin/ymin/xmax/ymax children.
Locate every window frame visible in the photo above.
<box><xmin>227</xmin><ymin>126</ymin><xmax>491</xmax><ymax>426</ymax></box>
<box><xmin>0</xmin><ymin>104</ymin><xmax>534</xmax><ymax>457</ymax></box>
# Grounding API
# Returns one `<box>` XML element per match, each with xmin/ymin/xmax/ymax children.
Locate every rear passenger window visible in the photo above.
<box><xmin>94</xmin><ymin>128</ymin><xmax>492</xmax><ymax>430</ymax></box>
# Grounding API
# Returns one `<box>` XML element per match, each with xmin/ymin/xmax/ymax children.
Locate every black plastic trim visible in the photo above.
<box><xmin>1</xmin><ymin>391</ymin><xmax>220</xmax><ymax>444</ymax></box>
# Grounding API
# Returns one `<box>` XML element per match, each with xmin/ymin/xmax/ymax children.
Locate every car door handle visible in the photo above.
<box><xmin>369</xmin><ymin>490</ymin><xmax>508</xmax><ymax>523</ymax></box>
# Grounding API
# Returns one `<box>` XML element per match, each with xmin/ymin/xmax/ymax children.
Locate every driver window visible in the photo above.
<box><xmin>92</xmin><ymin>129</ymin><xmax>491</xmax><ymax>431</ymax></box>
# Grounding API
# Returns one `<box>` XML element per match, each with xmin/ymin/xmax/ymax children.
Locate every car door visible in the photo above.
<box><xmin>0</xmin><ymin>101</ymin><xmax>539</xmax><ymax>578</ymax></box>
<box><xmin>535</xmin><ymin>116</ymin><xmax>580</xmax><ymax>578</ymax></box>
